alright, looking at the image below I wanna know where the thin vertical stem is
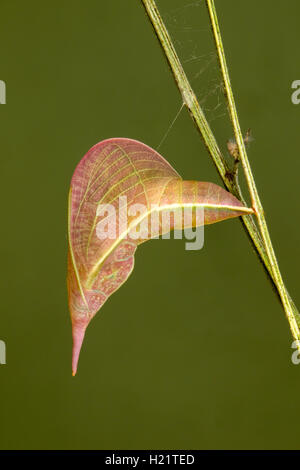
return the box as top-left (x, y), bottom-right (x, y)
top-left (205, 0), bottom-right (300, 343)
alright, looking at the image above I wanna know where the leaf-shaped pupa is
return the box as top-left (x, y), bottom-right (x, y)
top-left (67, 138), bottom-right (253, 374)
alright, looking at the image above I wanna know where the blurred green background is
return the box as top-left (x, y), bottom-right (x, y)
top-left (1, 0), bottom-right (300, 450)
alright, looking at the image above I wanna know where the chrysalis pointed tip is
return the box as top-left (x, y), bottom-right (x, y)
top-left (71, 321), bottom-right (87, 376)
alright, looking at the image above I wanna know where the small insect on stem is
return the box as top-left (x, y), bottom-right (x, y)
top-left (227, 128), bottom-right (252, 162)
top-left (226, 129), bottom-right (253, 181)
top-left (226, 139), bottom-right (239, 162)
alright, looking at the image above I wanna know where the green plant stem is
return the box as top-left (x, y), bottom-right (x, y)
top-left (141, 0), bottom-right (300, 345)
top-left (205, 0), bottom-right (300, 343)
